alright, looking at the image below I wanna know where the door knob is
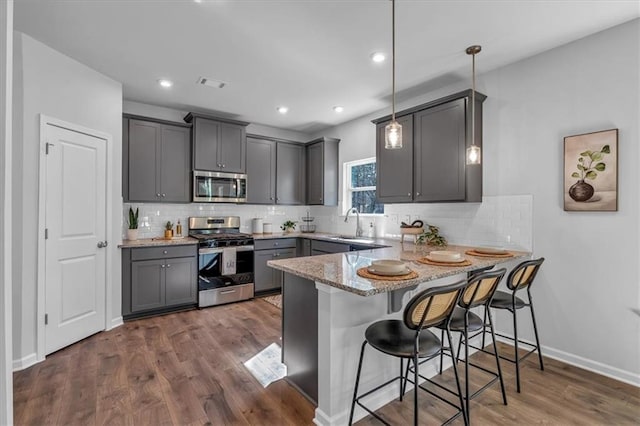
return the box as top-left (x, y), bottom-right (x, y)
top-left (97, 241), bottom-right (108, 248)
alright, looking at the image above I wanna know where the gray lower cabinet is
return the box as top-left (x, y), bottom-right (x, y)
top-left (373, 89), bottom-right (485, 203)
top-left (122, 245), bottom-right (197, 319)
top-left (276, 143), bottom-right (306, 205)
top-left (254, 238), bottom-right (298, 293)
top-left (306, 137), bottom-right (340, 206)
top-left (246, 137), bottom-right (277, 204)
top-left (310, 239), bottom-right (351, 255)
top-left (124, 116), bottom-right (191, 203)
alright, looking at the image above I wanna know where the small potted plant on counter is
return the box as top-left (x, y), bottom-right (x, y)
top-left (416, 224), bottom-right (447, 247)
top-left (280, 220), bottom-right (296, 233)
top-left (126, 207), bottom-right (139, 241)
top-left (164, 221), bottom-right (173, 239)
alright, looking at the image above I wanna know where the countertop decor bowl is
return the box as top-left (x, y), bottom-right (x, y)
top-left (370, 259), bottom-right (406, 273)
top-left (428, 251), bottom-right (462, 263)
top-left (474, 247), bottom-right (507, 255)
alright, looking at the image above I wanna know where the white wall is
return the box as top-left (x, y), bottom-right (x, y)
top-left (0, 1), bottom-right (13, 423)
top-left (314, 19), bottom-right (640, 384)
top-left (12, 32), bottom-right (123, 368)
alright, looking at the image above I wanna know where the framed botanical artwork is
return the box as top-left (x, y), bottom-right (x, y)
top-left (564, 129), bottom-right (618, 211)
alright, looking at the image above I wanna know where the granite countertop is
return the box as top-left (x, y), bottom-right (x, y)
top-left (118, 237), bottom-right (199, 248)
top-left (268, 241), bottom-right (530, 296)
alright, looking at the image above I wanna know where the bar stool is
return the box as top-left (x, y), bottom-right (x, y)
top-left (486, 257), bottom-right (545, 392)
top-left (435, 268), bottom-right (508, 422)
top-left (348, 280), bottom-right (469, 426)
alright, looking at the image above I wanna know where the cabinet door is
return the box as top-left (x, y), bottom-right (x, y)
top-left (193, 117), bottom-right (220, 171)
top-left (254, 250), bottom-right (278, 293)
top-left (246, 138), bottom-right (276, 204)
top-left (276, 143), bottom-right (305, 205)
top-left (376, 115), bottom-right (414, 203)
top-left (159, 125), bottom-right (191, 202)
top-left (414, 99), bottom-right (466, 202)
top-left (271, 248), bottom-right (296, 292)
top-left (306, 142), bottom-right (323, 205)
top-left (219, 122), bottom-right (246, 173)
top-left (128, 120), bottom-right (160, 202)
top-left (131, 259), bottom-right (165, 312)
top-left (164, 256), bottom-right (197, 306)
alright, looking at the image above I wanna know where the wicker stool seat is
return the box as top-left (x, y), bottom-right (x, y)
top-left (365, 320), bottom-right (441, 358)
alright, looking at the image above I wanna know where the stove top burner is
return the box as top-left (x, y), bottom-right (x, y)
top-left (190, 231), bottom-right (254, 247)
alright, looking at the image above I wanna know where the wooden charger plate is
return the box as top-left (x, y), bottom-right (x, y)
top-left (417, 258), bottom-right (472, 267)
top-left (465, 250), bottom-right (514, 258)
top-left (357, 267), bottom-right (418, 281)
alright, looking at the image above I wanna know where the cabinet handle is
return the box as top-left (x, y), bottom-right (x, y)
top-left (408, 192), bottom-right (411, 197)
top-left (270, 197), bottom-right (273, 200)
top-left (416, 192), bottom-right (420, 196)
top-left (163, 250), bottom-right (168, 254)
top-left (162, 193), bottom-right (166, 197)
top-left (217, 163), bottom-right (221, 167)
top-left (222, 164), bottom-right (226, 168)
top-left (166, 264), bottom-right (171, 268)
top-left (276, 198), bottom-right (280, 202)
top-left (220, 289), bottom-right (236, 295)
top-left (156, 193), bottom-right (161, 197)
top-left (161, 264), bottom-right (165, 268)
top-left (273, 253), bottom-right (280, 257)
top-left (274, 242), bottom-right (279, 246)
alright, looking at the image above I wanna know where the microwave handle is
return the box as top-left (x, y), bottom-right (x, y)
top-left (237, 178), bottom-right (242, 197)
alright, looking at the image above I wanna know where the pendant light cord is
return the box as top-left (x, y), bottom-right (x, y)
top-left (391, 0), bottom-right (396, 122)
top-left (471, 50), bottom-right (475, 146)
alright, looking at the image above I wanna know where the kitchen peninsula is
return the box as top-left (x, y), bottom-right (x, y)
top-left (268, 241), bottom-right (529, 426)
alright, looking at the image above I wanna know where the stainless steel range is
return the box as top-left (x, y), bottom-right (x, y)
top-left (189, 216), bottom-right (254, 307)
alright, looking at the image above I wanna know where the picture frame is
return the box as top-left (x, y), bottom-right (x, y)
top-left (563, 128), bottom-right (618, 211)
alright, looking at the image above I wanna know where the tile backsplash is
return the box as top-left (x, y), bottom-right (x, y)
top-left (123, 195), bottom-right (533, 251)
top-left (122, 203), bottom-right (312, 239)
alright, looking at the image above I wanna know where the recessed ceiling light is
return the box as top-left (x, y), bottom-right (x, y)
top-left (193, 0), bottom-right (203, 3)
top-left (158, 79), bottom-right (173, 88)
top-left (371, 52), bottom-right (386, 63)
top-left (277, 106), bottom-right (289, 114)
top-left (333, 106), bottom-right (344, 113)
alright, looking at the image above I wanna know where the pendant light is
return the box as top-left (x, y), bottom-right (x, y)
top-left (384, 0), bottom-right (402, 149)
top-left (466, 45), bottom-right (482, 165)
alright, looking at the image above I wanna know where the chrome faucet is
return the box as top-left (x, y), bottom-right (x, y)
top-left (345, 208), bottom-right (363, 237)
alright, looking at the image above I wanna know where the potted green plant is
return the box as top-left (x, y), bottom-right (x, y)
top-left (126, 207), bottom-right (139, 241)
top-left (416, 225), bottom-right (447, 247)
top-left (280, 220), bottom-right (296, 233)
top-left (569, 144), bottom-right (610, 202)
top-left (164, 221), bottom-right (173, 239)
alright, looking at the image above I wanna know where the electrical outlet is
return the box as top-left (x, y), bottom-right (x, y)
top-left (389, 214), bottom-right (398, 224)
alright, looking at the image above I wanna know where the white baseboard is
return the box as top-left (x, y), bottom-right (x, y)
top-left (495, 335), bottom-right (640, 387)
top-left (12, 352), bottom-right (37, 371)
top-left (108, 316), bottom-right (123, 330)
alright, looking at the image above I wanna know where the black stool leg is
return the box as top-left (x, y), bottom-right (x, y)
top-left (399, 359), bottom-right (404, 401)
top-left (464, 312), bottom-right (471, 421)
top-left (349, 341), bottom-right (367, 425)
top-left (529, 296), bottom-right (545, 371)
top-left (439, 329), bottom-right (445, 374)
top-left (447, 328), bottom-right (468, 426)
top-left (481, 307), bottom-right (488, 348)
top-left (413, 354), bottom-right (419, 426)
top-left (512, 306), bottom-right (521, 393)
top-left (487, 308), bottom-right (507, 405)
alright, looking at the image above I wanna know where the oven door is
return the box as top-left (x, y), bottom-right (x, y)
top-left (198, 246), bottom-right (254, 289)
top-left (193, 170), bottom-right (247, 203)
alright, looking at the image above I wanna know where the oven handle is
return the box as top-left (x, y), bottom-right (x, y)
top-left (199, 247), bottom-right (224, 254)
top-left (236, 245), bottom-right (254, 252)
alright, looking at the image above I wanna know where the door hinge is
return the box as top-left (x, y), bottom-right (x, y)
top-left (45, 228), bottom-right (48, 239)
top-left (45, 314), bottom-right (48, 325)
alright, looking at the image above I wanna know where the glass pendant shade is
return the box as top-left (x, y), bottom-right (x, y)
top-left (385, 120), bottom-right (403, 149)
top-left (466, 144), bottom-right (481, 165)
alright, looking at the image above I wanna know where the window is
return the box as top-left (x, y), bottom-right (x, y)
top-left (344, 158), bottom-right (384, 214)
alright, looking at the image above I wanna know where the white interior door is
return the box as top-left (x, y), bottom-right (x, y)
top-left (44, 123), bottom-right (107, 355)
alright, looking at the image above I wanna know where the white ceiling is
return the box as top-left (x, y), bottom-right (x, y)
top-left (14, 0), bottom-right (640, 133)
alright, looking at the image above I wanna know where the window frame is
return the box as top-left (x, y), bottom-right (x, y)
top-left (343, 157), bottom-right (384, 216)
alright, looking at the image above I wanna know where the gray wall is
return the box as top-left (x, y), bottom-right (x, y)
top-left (0, 1), bottom-right (13, 423)
top-left (12, 32), bottom-right (123, 367)
top-left (315, 19), bottom-right (640, 383)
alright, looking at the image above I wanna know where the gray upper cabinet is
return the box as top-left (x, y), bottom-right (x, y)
top-left (373, 90), bottom-right (485, 203)
top-left (306, 137), bottom-right (340, 206)
top-left (375, 115), bottom-right (414, 203)
top-left (246, 137), bottom-right (277, 204)
top-left (124, 116), bottom-right (191, 203)
top-left (276, 142), bottom-right (306, 205)
top-left (185, 112), bottom-right (248, 174)
top-left (414, 99), bottom-right (466, 202)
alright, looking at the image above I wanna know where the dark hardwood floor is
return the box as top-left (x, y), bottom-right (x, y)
top-left (13, 298), bottom-right (640, 425)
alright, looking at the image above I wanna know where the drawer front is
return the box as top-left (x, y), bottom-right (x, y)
top-left (199, 283), bottom-right (254, 308)
top-left (310, 240), bottom-right (350, 254)
top-left (130, 245), bottom-right (197, 261)
top-left (254, 238), bottom-right (297, 250)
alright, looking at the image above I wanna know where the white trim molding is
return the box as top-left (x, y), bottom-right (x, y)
top-left (109, 316), bottom-right (124, 331)
top-left (12, 352), bottom-right (37, 372)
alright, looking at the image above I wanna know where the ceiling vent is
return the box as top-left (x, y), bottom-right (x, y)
top-left (197, 77), bottom-right (226, 89)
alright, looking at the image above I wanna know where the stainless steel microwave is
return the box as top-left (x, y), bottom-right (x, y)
top-left (193, 170), bottom-right (247, 203)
